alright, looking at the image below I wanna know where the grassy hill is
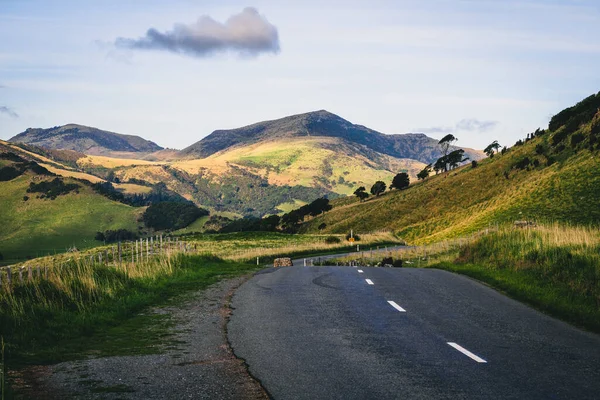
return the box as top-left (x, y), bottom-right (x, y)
top-left (303, 92), bottom-right (600, 243)
top-left (0, 155), bottom-right (142, 264)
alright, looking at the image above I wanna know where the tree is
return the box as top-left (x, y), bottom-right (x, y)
top-left (446, 149), bottom-right (468, 170)
top-left (390, 172), bottom-right (410, 190)
top-left (417, 164), bottom-right (432, 180)
top-left (370, 181), bottom-right (387, 196)
top-left (353, 186), bottom-right (369, 202)
top-left (471, 160), bottom-right (478, 168)
top-left (438, 134), bottom-right (457, 158)
top-left (484, 140), bottom-right (501, 158)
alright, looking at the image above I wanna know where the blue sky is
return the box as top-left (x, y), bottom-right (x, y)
top-left (1, 0), bottom-right (599, 150)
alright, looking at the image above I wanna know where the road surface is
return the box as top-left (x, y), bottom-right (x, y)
top-left (228, 266), bottom-right (600, 399)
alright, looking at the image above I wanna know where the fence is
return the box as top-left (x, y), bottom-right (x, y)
top-left (0, 235), bottom-right (193, 290)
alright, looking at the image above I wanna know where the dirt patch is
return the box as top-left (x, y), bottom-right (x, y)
top-left (13, 276), bottom-right (269, 400)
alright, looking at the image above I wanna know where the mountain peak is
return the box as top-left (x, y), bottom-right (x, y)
top-left (180, 110), bottom-right (483, 164)
top-left (10, 124), bottom-right (163, 155)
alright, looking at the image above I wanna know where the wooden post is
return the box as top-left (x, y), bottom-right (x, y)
top-left (135, 240), bottom-right (139, 263)
top-left (118, 242), bottom-right (122, 266)
top-left (37, 266), bottom-right (41, 279)
top-left (19, 268), bottom-right (23, 284)
top-left (44, 266), bottom-right (48, 279)
top-left (160, 235), bottom-right (163, 252)
top-left (146, 238), bottom-right (149, 259)
top-left (28, 266), bottom-right (33, 282)
top-left (131, 242), bottom-right (134, 264)
top-left (7, 267), bottom-right (12, 287)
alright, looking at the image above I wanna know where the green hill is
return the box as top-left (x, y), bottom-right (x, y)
top-left (0, 154), bottom-right (142, 264)
top-left (302, 92), bottom-right (600, 243)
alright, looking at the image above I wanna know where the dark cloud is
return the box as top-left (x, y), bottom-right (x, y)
top-left (455, 119), bottom-right (499, 132)
top-left (115, 7), bottom-right (280, 58)
top-left (415, 119), bottom-right (498, 134)
top-left (0, 106), bottom-right (18, 118)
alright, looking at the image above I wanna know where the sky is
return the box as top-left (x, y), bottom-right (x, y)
top-left (1, 0), bottom-right (599, 151)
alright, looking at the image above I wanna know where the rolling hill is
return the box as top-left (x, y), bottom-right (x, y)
top-left (302, 92), bottom-right (600, 242)
top-left (5, 111), bottom-right (484, 216)
top-left (0, 150), bottom-right (142, 264)
top-left (9, 124), bottom-right (163, 155)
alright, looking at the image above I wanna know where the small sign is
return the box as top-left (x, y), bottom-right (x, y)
top-left (349, 237), bottom-right (355, 243)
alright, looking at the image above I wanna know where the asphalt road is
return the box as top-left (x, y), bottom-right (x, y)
top-left (228, 266), bottom-right (600, 400)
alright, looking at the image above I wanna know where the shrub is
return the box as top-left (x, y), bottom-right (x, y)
top-left (571, 132), bottom-right (585, 147)
top-left (23, 195), bottom-right (29, 202)
top-left (325, 236), bottom-right (341, 244)
top-left (535, 144), bottom-right (546, 155)
top-left (390, 173), bottom-right (410, 190)
top-left (143, 202), bottom-right (209, 231)
top-left (27, 178), bottom-right (80, 199)
top-left (513, 157), bottom-right (531, 170)
top-left (0, 166), bottom-right (21, 181)
top-left (95, 229), bottom-right (138, 243)
top-left (318, 223), bottom-right (327, 230)
top-left (392, 259), bottom-right (403, 268)
top-left (471, 160), bottom-right (478, 168)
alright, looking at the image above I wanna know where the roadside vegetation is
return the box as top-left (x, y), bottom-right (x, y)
top-left (332, 223), bottom-right (600, 333)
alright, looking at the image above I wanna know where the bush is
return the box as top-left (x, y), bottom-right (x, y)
top-left (392, 259), bottom-right (403, 268)
top-left (143, 202), bottom-right (209, 231)
top-left (535, 144), bottom-right (546, 155)
top-left (27, 178), bottom-right (80, 199)
top-left (571, 132), bottom-right (585, 147)
top-left (23, 195), bottom-right (29, 202)
top-left (513, 157), bottom-right (531, 170)
top-left (471, 160), bottom-right (478, 168)
top-left (325, 236), bottom-right (341, 244)
top-left (345, 233), bottom-right (361, 242)
top-left (95, 229), bottom-right (138, 243)
top-left (0, 166), bottom-right (22, 181)
top-left (318, 223), bottom-right (327, 230)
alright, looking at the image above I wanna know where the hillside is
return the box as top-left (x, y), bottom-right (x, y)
top-left (0, 151), bottom-right (142, 264)
top-left (303, 92), bottom-right (600, 243)
top-left (9, 124), bottom-right (163, 155)
top-left (180, 110), bottom-right (483, 164)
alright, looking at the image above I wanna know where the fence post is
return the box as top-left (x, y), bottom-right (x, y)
top-left (118, 242), bottom-right (122, 266)
top-left (146, 238), bottom-right (149, 259)
top-left (131, 242), bottom-right (134, 264)
top-left (44, 266), bottom-right (48, 279)
top-left (36, 266), bottom-right (41, 279)
top-left (28, 266), bottom-right (33, 282)
top-left (18, 268), bottom-right (23, 284)
top-left (6, 267), bottom-right (11, 287)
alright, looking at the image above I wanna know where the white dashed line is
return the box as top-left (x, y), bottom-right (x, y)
top-left (447, 342), bottom-right (487, 363)
top-left (365, 279), bottom-right (374, 285)
top-left (358, 270), bottom-right (364, 273)
top-left (387, 300), bottom-right (406, 312)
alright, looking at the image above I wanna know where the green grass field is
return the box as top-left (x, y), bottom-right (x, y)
top-left (0, 174), bottom-right (141, 264)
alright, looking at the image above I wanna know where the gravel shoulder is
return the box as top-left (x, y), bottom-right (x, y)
top-left (14, 275), bottom-right (269, 400)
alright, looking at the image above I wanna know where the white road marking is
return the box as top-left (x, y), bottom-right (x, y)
top-left (365, 279), bottom-right (374, 285)
top-left (358, 270), bottom-right (364, 273)
top-left (447, 342), bottom-right (487, 363)
top-left (387, 300), bottom-right (406, 312)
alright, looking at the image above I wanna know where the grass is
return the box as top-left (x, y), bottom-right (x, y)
top-left (0, 252), bottom-right (259, 367)
top-left (331, 223), bottom-right (600, 333)
top-left (174, 231), bottom-right (401, 263)
top-left (303, 132), bottom-right (600, 243)
top-left (0, 175), bottom-right (141, 264)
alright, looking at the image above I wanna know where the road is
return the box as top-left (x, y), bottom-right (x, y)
top-left (228, 266), bottom-right (600, 400)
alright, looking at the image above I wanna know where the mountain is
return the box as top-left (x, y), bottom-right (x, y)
top-left (9, 124), bottom-right (163, 155)
top-left (302, 92), bottom-right (600, 243)
top-left (180, 110), bottom-right (483, 164)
